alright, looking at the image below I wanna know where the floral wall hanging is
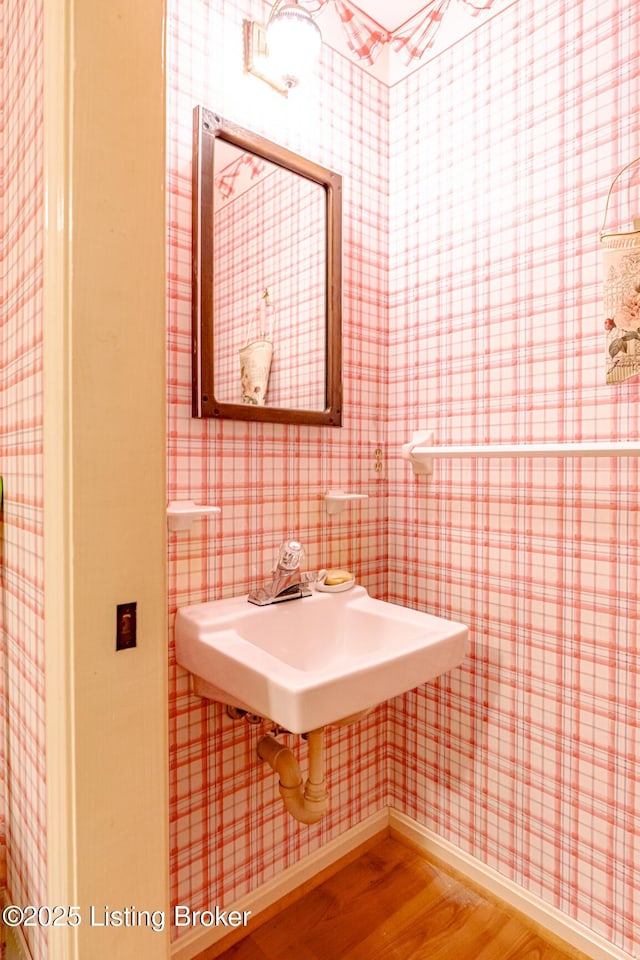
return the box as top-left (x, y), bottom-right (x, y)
top-left (602, 157), bottom-right (640, 385)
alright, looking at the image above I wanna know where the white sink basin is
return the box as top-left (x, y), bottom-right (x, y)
top-left (175, 585), bottom-right (468, 733)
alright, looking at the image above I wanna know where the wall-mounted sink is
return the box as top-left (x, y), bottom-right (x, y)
top-left (175, 585), bottom-right (468, 733)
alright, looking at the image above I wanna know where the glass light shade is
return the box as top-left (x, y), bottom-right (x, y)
top-left (266, 3), bottom-right (322, 88)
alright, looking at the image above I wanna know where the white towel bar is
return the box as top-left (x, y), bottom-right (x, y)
top-left (402, 432), bottom-right (640, 475)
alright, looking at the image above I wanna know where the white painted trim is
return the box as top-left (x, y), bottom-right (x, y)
top-left (169, 809), bottom-right (389, 960)
top-left (42, 4), bottom-right (170, 959)
top-left (388, 810), bottom-right (633, 960)
top-left (170, 806), bottom-right (633, 960)
top-left (43, 1), bottom-right (78, 958)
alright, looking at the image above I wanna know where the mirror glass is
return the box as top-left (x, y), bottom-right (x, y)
top-left (192, 107), bottom-right (342, 426)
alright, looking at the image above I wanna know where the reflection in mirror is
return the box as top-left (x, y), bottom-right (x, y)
top-left (192, 107), bottom-right (342, 426)
top-left (213, 140), bottom-right (326, 410)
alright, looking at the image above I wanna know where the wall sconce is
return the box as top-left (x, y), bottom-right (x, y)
top-left (243, 0), bottom-right (322, 96)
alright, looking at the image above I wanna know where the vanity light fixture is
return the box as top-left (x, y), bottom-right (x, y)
top-left (243, 0), bottom-right (322, 96)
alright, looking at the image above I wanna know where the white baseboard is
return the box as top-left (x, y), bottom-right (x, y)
top-left (170, 808), bottom-right (389, 960)
top-left (171, 807), bottom-right (633, 960)
top-left (388, 809), bottom-right (633, 960)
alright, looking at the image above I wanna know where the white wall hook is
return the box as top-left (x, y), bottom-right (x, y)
top-left (402, 430), bottom-right (435, 476)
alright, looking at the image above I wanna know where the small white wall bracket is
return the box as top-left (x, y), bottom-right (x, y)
top-left (401, 430), bottom-right (435, 476)
top-left (166, 500), bottom-right (221, 532)
top-left (323, 490), bottom-right (369, 516)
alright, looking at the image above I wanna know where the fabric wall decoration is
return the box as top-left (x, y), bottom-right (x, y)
top-left (601, 157), bottom-right (640, 385)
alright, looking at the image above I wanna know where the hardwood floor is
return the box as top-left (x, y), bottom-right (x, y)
top-left (213, 837), bottom-right (591, 960)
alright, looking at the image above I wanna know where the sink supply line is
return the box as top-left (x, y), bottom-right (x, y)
top-left (257, 729), bottom-right (329, 824)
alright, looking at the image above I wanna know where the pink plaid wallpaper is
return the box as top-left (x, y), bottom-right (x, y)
top-left (0, 0), bottom-right (636, 955)
top-left (166, 0), bottom-right (389, 936)
top-left (0, 0), bottom-right (47, 957)
top-left (387, 0), bottom-right (640, 955)
top-left (168, 0), bottom-right (640, 957)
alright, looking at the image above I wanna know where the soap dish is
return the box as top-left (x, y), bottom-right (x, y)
top-left (316, 580), bottom-right (355, 593)
top-left (166, 500), bottom-right (221, 532)
top-left (316, 572), bottom-right (356, 593)
top-left (323, 490), bottom-right (368, 516)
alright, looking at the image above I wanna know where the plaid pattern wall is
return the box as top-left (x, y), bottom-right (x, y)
top-left (166, 0), bottom-right (389, 937)
top-left (388, 0), bottom-right (640, 955)
top-left (168, 0), bottom-right (640, 956)
top-left (0, 0), bottom-right (47, 958)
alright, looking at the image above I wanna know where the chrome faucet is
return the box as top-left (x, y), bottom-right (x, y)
top-left (248, 540), bottom-right (326, 606)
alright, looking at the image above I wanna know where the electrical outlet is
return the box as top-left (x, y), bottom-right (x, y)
top-left (116, 602), bottom-right (137, 650)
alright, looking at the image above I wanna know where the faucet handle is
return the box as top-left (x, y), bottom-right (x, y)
top-left (276, 539), bottom-right (304, 571)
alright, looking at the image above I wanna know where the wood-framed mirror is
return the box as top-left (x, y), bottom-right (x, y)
top-left (192, 106), bottom-right (342, 426)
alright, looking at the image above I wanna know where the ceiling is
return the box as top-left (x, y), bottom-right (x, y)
top-left (348, 0), bottom-right (425, 31)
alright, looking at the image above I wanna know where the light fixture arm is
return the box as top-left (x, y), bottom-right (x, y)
top-left (266, 0), bottom-right (327, 23)
top-left (265, 0), bottom-right (289, 27)
top-left (244, 0), bottom-right (323, 94)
